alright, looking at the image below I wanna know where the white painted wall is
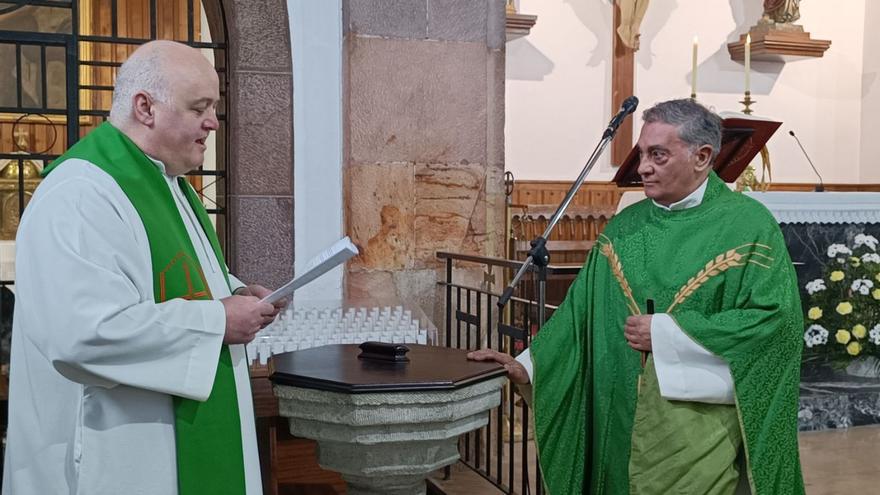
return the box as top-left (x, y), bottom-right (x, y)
top-left (505, 0), bottom-right (614, 181)
top-left (289, 0), bottom-right (345, 303)
top-left (859, 1), bottom-right (880, 184)
top-left (507, 0), bottom-right (869, 184)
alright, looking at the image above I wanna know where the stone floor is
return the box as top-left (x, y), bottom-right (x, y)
top-left (799, 425), bottom-right (880, 494)
top-left (428, 425), bottom-right (880, 494)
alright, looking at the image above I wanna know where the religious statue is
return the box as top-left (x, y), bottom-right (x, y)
top-left (616, 0), bottom-right (650, 51)
top-left (762, 0), bottom-right (800, 25)
top-left (735, 148), bottom-right (772, 193)
top-left (729, 0), bottom-right (828, 62)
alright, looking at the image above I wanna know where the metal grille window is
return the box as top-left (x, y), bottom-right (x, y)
top-left (0, 0), bottom-right (229, 296)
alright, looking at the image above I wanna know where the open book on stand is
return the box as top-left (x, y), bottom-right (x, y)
top-left (260, 237), bottom-right (359, 304)
top-left (612, 111), bottom-right (782, 186)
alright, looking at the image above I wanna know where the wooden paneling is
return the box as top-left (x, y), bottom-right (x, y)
top-left (510, 204), bottom-right (613, 265)
top-left (512, 180), bottom-right (880, 214)
top-left (510, 182), bottom-right (628, 266)
top-left (250, 365), bottom-right (280, 418)
top-left (511, 180), bottom-right (640, 211)
top-left (0, 117), bottom-right (70, 157)
top-left (80, 0), bottom-right (202, 116)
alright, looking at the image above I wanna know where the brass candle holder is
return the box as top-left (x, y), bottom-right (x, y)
top-left (740, 91), bottom-right (755, 115)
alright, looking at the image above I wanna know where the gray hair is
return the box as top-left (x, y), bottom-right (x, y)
top-left (642, 99), bottom-right (722, 162)
top-left (108, 48), bottom-right (171, 124)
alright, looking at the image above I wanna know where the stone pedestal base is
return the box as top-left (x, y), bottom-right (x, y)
top-left (345, 472), bottom-right (440, 495)
top-left (274, 376), bottom-right (505, 495)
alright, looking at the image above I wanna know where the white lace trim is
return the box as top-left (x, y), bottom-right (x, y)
top-left (744, 192), bottom-right (880, 224)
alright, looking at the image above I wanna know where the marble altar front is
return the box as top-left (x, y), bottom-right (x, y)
top-left (746, 192), bottom-right (880, 284)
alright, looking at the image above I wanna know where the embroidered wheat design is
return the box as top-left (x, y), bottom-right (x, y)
top-left (598, 236), bottom-right (641, 316)
top-left (666, 243), bottom-right (774, 312)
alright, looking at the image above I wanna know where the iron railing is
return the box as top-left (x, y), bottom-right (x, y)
top-left (437, 251), bottom-right (580, 495)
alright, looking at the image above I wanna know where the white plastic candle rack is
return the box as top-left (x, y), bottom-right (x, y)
top-left (247, 305), bottom-right (430, 365)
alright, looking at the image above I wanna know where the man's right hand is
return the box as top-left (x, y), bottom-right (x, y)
top-left (467, 349), bottom-right (530, 385)
top-left (220, 295), bottom-right (276, 344)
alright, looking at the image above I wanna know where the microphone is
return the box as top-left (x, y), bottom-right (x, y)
top-left (789, 130), bottom-right (824, 192)
top-left (603, 96), bottom-right (639, 139)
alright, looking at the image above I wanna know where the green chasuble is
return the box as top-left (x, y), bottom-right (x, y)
top-left (529, 172), bottom-right (804, 495)
top-left (42, 122), bottom-right (247, 495)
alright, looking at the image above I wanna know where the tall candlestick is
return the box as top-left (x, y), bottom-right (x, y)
top-left (691, 36), bottom-right (698, 98)
top-left (745, 34), bottom-right (751, 94)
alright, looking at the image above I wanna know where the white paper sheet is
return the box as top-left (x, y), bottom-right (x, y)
top-left (260, 237), bottom-right (359, 304)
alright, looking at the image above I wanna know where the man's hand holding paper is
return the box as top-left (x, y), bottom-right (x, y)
top-left (235, 284), bottom-right (287, 317)
top-left (217, 285), bottom-right (286, 345)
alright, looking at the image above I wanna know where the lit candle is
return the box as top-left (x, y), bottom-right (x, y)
top-left (745, 34), bottom-right (751, 93)
top-left (691, 36), bottom-right (698, 97)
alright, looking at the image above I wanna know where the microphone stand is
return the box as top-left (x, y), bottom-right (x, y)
top-left (789, 130), bottom-right (824, 192)
top-left (497, 103), bottom-right (635, 315)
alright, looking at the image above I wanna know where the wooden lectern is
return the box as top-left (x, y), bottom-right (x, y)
top-left (612, 116), bottom-right (782, 186)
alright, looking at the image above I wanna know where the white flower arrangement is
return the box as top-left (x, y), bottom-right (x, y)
top-left (804, 234), bottom-right (880, 367)
top-left (863, 253), bottom-right (880, 264)
top-left (827, 243), bottom-right (853, 258)
top-left (854, 234), bottom-right (879, 251)
top-left (805, 278), bottom-right (827, 295)
top-left (871, 324), bottom-right (880, 346)
top-left (851, 278), bottom-right (875, 296)
top-left (804, 324), bottom-right (829, 348)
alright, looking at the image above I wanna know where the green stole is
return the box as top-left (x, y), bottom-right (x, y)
top-left (529, 172), bottom-right (804, 495)
top-left (43, 122), bottom-right (246, 495)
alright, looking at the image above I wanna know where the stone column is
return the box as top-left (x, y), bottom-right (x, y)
top-left (220, 0), bottom-right (295, 290)
top-left (342, 0), bottom-right (507, 327)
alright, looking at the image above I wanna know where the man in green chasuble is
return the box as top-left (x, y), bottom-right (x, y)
top-left (470, 99), bottom-right (804, 494)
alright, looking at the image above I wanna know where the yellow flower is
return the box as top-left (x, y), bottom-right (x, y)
top-left (876, 272), bottom-right (880, 282)
top-left (836, 329), bottom-right (852, 344)
top-left (836, 302), bottom-right (853, 315)
top-left (830, 271), bottom-right (845, 282)
top-left (807, 307), bottom-right (823, 320)
top-left (874, 288), bottom-right (880, 300)
top-left (851, 257), bottom-right (862, 267)
top-left (853, 324), bottom-right (867, 339)
top-left (847, 341), bottom-right (862, 356)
